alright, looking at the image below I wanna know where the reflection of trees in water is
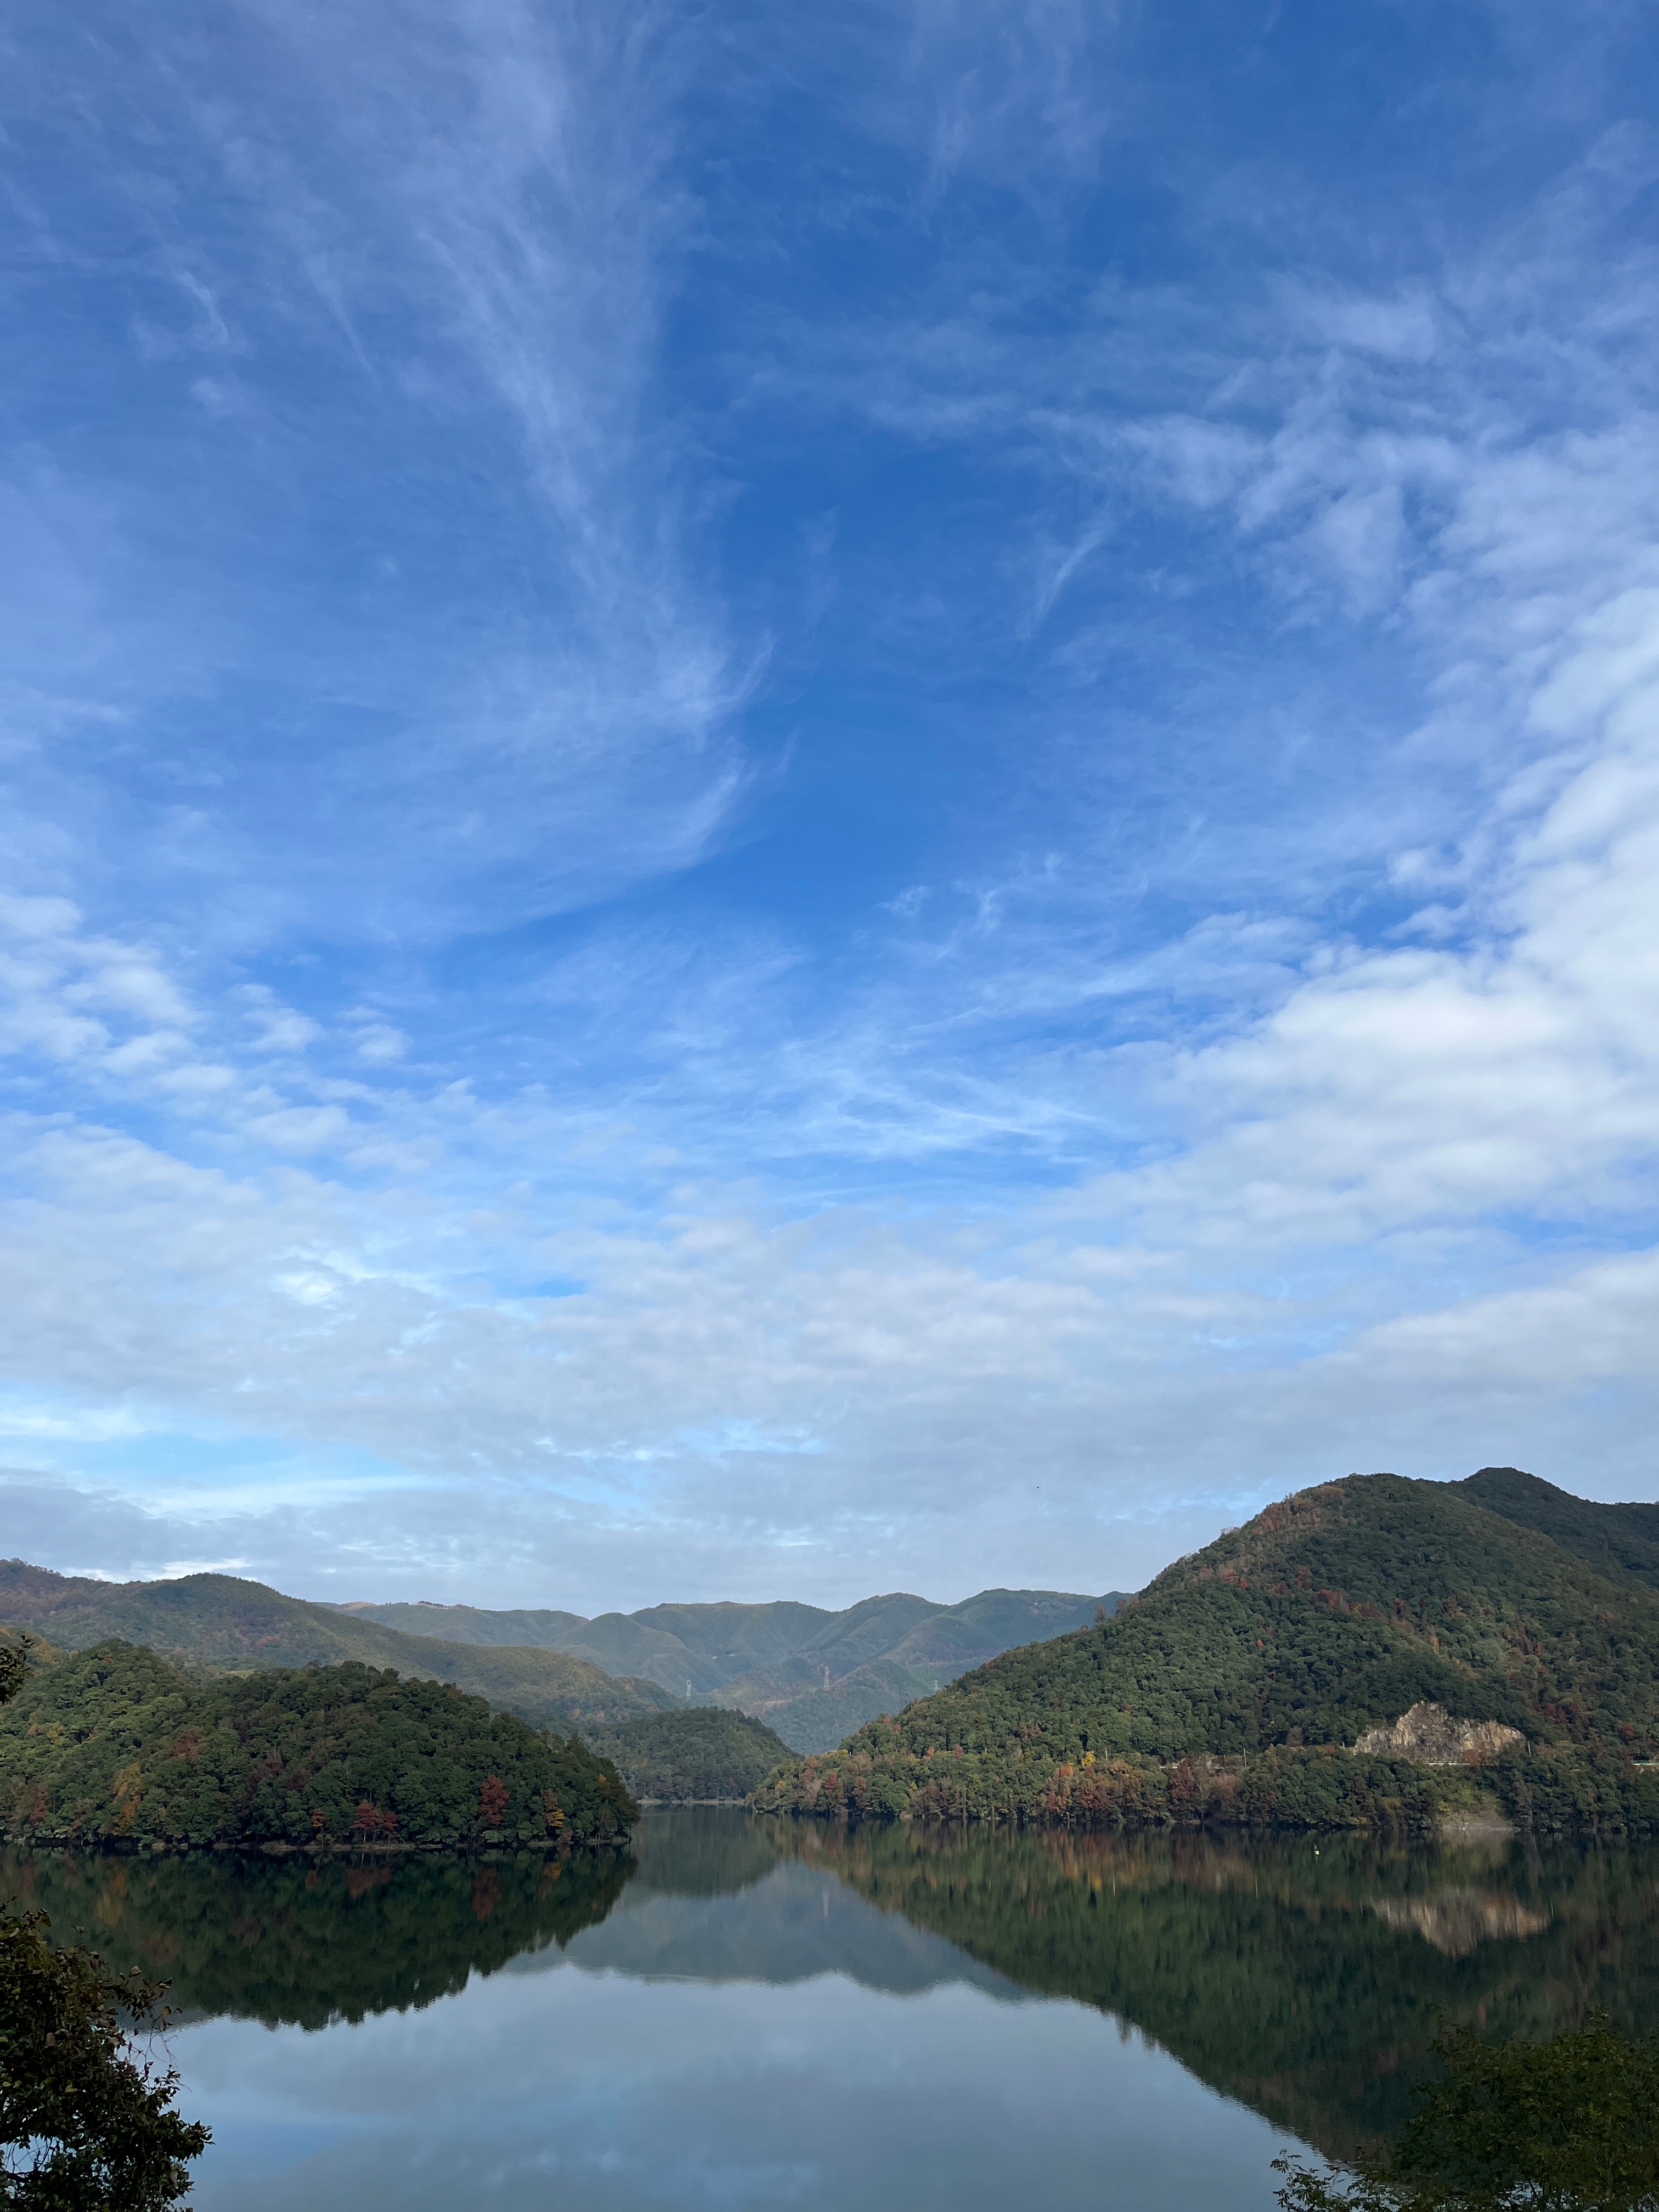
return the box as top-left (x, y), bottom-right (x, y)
top-left (0, 1847), bottom-right (633, 2032)
top-left (7, 1818), bottom-right (1656, 2165)
top-left (627, 1806), bottom-right (789, 1898)
top-left (779, 1822), bottom-right (1659, 2160)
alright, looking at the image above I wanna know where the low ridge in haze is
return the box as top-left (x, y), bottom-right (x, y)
top-left (335, 1586), bottom-right (1131, 1751)
top-left (0, 1562), bottom-right (676, 1733)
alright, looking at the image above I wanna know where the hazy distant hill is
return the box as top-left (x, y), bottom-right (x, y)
top-left (340, 1585), bottom-right (1131, 1751)
top-left (755, 1470), bottom-right (1659, 1827)
top-left (578, 1708), bottom-right (792, 1803)
top-left (0, 1561), bottom-right (676, 1731)
top-left (1457, 1466), bottom-right (1659, 1590)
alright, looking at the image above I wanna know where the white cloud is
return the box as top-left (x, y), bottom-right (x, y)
top-left (1, 3), bottom-right (1657, 1605)
top-left (353, 1023), bottom-right (408, 1064)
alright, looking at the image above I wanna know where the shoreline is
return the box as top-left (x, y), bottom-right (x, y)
top-left (1, 1831), bottom-right (629, 1859)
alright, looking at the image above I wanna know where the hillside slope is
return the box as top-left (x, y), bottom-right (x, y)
top-left (0, 1562), bottom-right (674, 1728)
top-left (0, 1639), bottom-right (637, 1848)
top-left (754, 1473), bottom-right (1659, 1828)
top-left (1457, 1467), bottom-right (1659, 1590)
top-left (342, 1584), bottom-right (1130, 1750)
top-left (578, 1708), bottom-right (792, 1803)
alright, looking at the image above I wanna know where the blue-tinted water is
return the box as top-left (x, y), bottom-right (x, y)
top-left (9, 1813), bottom-right (1656, 2209)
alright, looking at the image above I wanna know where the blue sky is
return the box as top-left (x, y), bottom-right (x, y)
top-left (3, 0), bottom-right (1658, 1607)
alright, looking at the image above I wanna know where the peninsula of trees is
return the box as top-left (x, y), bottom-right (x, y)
top-left (751, 1470), bottom-right (1659, 1831)
top-left (0, 1638), bottom-right (637, 1850)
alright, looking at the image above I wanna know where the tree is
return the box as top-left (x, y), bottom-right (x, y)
top-left (0, 1910), bottom-right (211, 2209)
top-left (1274, 2014), bottom-right (1659, 2212)
top-left (0, 1638), bottom-right (210, 2208)
top-left (477, 1774), bottom-right (510, 1829)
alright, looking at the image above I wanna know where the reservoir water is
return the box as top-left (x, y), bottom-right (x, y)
top-left (7, 1813), bottom-right (1657, 2209)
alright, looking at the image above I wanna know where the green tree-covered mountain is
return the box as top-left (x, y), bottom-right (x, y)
top-left (0, 1562), bottom-right (675, 1730)
top-left (0, 1639), bottom-right (636, 1848)
top-left (1457, 1467), bottom-right (1659, 1590)
top-left (578, 1708), bottom-right (792, 1802)
top-left (338, 1585), bottom-right (1129, 1750)
top-left (753, 1472), bottom-right (1659, 1827)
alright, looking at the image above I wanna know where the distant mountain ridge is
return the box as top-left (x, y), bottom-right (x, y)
top-left (335, 1585), bottom-right (1132, 1751)
top-left (0, 1561), bottom-right (1129, 1755)
top-left (0, 1561), bottom-right (676, 1731)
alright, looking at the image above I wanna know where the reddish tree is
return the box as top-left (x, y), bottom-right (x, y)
top-left (352, 1800), bottom-right (382, 1839)
top-left (478, 1774), bottom-right (510, 1829)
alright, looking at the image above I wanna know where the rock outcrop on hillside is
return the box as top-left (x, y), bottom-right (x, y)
top-left (1352, 1702), bottom-right (1525, 1765)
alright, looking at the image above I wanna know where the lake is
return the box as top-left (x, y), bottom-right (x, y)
top-left (7, 1813), bottom-right (1658, 2209)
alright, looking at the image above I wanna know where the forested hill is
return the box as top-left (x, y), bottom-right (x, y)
top-left (579, 1708), bottom-right (791, 1803)
top-left (1456, 1467), bottom-right (1659, 1590)
top-left (752, 1472), bottom-right (1659, 1830)
top-left (0, 1638), bottom-right (637, 1849)
top-left (0, 1561), bottom-right (675, 1730)
top-left (337, 1585), bottom-right (1131, 1752)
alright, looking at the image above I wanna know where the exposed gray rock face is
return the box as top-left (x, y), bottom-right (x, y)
top-left (1352, 1701), bottom-right (1525, 1764)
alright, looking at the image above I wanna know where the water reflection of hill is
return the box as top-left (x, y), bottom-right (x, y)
top-left (787, 1824), bottom-right (1659, 2157)
top-left (0, 1847), bottom-right (633, 2030)
top-left (6, 1813), bottom-right (1657, 2162)
top-left (627, 1803), bottom-right (789, 1898)
top-left (561, 1863), bottom-right (1020, 1996)
top-left (570, 1803), bottom-right (1018, 1992)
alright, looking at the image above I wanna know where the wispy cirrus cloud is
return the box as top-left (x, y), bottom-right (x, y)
top-left (0, 0), bottom-right (754, 947)
top-left (1, 1), bottom-right (1657, 1602)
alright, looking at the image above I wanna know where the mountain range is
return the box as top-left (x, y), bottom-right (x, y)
top-left (0, 1561), bottom-right (675, 1731)
top-left (334, 1585), bottom-right (1128, 1748)
top-left (0, 1561), bottom-right (1125, 1753)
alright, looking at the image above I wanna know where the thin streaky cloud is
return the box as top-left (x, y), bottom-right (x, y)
top-left (0, 0), bottom-right (1655, 1601)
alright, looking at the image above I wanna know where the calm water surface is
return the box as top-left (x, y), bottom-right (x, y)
top-left (7, 1814), bottom-right (1658, 2209)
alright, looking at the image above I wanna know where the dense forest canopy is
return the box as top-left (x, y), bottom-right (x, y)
top-left (1458, 1468), bottom-right (1659, 1592)
top-left (0, 1639), bottom-right (637, 1849)
top-left (753, 1474), bottom-right (1659, 1829)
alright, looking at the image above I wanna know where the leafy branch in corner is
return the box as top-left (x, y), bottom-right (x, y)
top-left (1274, 2014), bottom-right (1659, 2212)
